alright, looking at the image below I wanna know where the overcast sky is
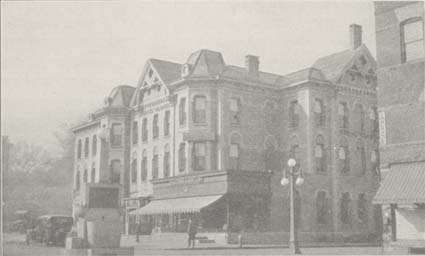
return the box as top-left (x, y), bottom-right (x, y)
top-left (1, 1), bottom-right (376, 153)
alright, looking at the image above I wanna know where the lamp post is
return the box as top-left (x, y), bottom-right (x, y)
top-left (280, 158), bottom-right (303, 254)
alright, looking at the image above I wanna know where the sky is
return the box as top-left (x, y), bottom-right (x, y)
top-left (1, 1), bottom-right (376, 153)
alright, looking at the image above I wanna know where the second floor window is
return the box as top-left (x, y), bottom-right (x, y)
top-left (356, 140), bottom-right (366, 175)
top-left (179, 98), bottom-right (186, 126)
top-left (130, 158), bottom-right (137, 183)
top-left (193, 142), bottom-right (206, 171)
top-left (370, 149), bottom-right (379, 176)
top-left (111, 123), bottom-right (123, 146)
top-left (132, 121), bottom-right (138, 144)
top-left (84, 138), bottom-right (89, 158)
top-left (338, 102), bottom-right (349, 129)
top-left (178, 143), bottom-right (186, 172)
top-left (91, 163), bottom-right (96, 183)
top-left (142, 118), bottom-right (148, 142)
top-left (141, 150), bottom-right (147, 181)
top-left (315, 135), bottom-right (326, 173)
top-left (193, 96), bottom-right (206, 124)
top-left (358, 193), bottom-right (368, 224)
top-left (339, 138), bottom-right (350, 174)
top-left (152, 147), bottom-right (159, 179)
top-left (316, 191), bottom-right (328, 224)
top-left (289, 100), bottom-right (299, 128)
top-left (164, 145), bottom-right (170, 178)
top-left (314, 99), bottom-right (325, 127)
top-left (354, 104), bottom-right (364, 133)
top-left (92, 135), bottom-right (97, 156)
top-left (230, 97), bottom-right (241, 125)
top-left (369, 107), bottom-right (378, 135)
top-left (401, 18), bottom-right (424, 63)
top-left (110, 159), bottom-right (121, 184)
top-left (340, 192), bottom-right (352, 224)
top-left (77, 139), bottom-right (82, 159)
top-left (153, 114), bottom-right (159, 139)
top-left (164, 110), bottom-right (170, 136)
top-left (229, 143), bottom-right (240, 170)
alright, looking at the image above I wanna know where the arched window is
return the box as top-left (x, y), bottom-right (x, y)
top-left (315, 135), bottom-right (326, 173)
top-left (130, 157), bottom-right (137, 183)
top-left (142, 118), bottom-right (148, 142)
top-left (92, 135), bottom-right (97, 156)
top-left (354, 104), bottom-right (364, 133)
top-left (229, 133), bottom-right (241, 171)
top-left (401, 17), bottom-right (424, 63)
top-left (265, 136), bottom-right (279, 172)
top-left (77, 139), bottom-right (82, 159)
top-left (91, 163), bottom-right (96, 183)
top-left (163, 144), bottom-right (170, 178)
top-left (340, 192), bottom-right (351, 224)
top-left (357, 193), bottom-right (368, 224)
top-left (141, 150), bottom-right (148, 181)
top-left (230, 97), bottom-right (241, 125)
top-left (289, 136), bottom-right (300, 163)
top-left (316, 191), bottom-right (328, 224)
top-left (289, 100), bottom-right (299, 128)
top-left (111, 159), bottom-right (121, 183)
top-left (164, 110), bottom-right (170, 136)
top-left (193, 95), bottom-right (207, 124)
top-left (370, 149), bottom-right (379, 176)
top-left (178, 143), bottom-right (186, 173)
top-left (110, 123), bottom-right (123, 146)
top-left (179, 98), bottom-right (186, 126)
top-left (152, 147), bottom-right (159, 179)
top-left (356, 140), bottom-right (366, 175)
top-left (153, 114), bottom-right (159, 139)
top-left (338, 102), bottom-right (349, 129)
top-left (339, 137), bottom-right (350, 173)
top-left (369, 107), bottom-right (378, 135)
top-left (75, 170), bottom-right (81, 190)
top-left (314, 99), bottom-right (325, 127)
top-left (84, 137), bottom-right (89, 158)
top-left (83, 169), bottom-right (88, 183)
top-left (132, 121), bottom-right (138, 145)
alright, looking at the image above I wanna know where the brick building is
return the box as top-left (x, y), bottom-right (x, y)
top-left (73, 25), bottom-right (380, 243)
top-left (372, 1), bottom-right (425, 252)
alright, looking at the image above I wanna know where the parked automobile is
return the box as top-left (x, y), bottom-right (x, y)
top-left (30, 215), bottom-right (73, 246)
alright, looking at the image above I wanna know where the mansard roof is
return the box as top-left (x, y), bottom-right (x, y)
top-left (149, 59), bottom-right (181, 85)
top-left (109, 85), bottom-right (136, 107)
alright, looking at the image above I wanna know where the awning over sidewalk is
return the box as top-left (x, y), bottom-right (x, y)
top-left (373, 161), bottom-right (425, 204)
top-left (130, 195), bottom-right (223, 215)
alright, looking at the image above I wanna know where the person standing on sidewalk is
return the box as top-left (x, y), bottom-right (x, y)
top-left (187, 218), bottom-right (198, 248)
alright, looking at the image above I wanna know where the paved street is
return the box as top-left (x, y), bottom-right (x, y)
top-left (3, 233), bottom-right (384, 256)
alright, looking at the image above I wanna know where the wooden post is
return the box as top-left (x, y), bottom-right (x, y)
top-left (390, 204), bottom-right (397, 241)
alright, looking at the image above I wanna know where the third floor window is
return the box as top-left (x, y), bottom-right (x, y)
top-left (164, 110), bottom-right (170, 136)
top-left (338, 102), bottom-right (349, 129)
top-left (401, 18), bottom-right (424, 63)
top-left (110, 123), bottom-right (123, 146)
top-left (142, 118), bottom-right (148, 142)
top-left (179, 98), bottom-right (186, 126)
top-left (230, 97), bottom-right (241, 125)
top-left (289, 100), bottom-right (299, 128)
top-left (153, 114), bottom-right (159, 139)
top-left (193, 96), bottom-right (206, 124)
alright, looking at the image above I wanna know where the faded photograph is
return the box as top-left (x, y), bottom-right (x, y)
top-left (1, 1), bottom-right (424, 256)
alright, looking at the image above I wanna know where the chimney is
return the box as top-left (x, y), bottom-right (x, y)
top-left (245, 55), bottom-right (259, 76)
top-left (349, 24), bottom-right (362, 49)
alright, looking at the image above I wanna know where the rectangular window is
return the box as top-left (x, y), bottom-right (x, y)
top-left (193, 142), bottom-right (206, 171)
top-left (314, 99), bottom-right (325, 127)
top-left (111, 160), bottom-right (121, 184)
top-left (179, 98), bottom-right (186, 126)
top-left (230, 97), bottom-right (241, 125)
top-left (163, 151), bottom-right (170, 178)
top-left (152, 154), bottom-right (158, 179)
top-left (338, 103), bottom-right (348, 129)
top-left (153, 114), bottom-right (159, 139)
top-left (402, 19), bottom-right (424, 63)
top-left (132, 121), bottom-right (138, 145)
top-left (142, 118), bottom-right (148, 142)
top-left (141, 156), bottom-right (147, 181)
top-left (111, 123), bottom-right (123, 146)
top-left (229, 143), bottom-right (240, 170)
top-left (289, 101), bottom-right (299, 128)
top-left (178, 143), bottom-right (186, 172)
top-left (193, 96), bottom-right (207, 124)
top-left (339, 146), bottom-right (350, 173)
top-left (164, 110), bottom-right (170, 136)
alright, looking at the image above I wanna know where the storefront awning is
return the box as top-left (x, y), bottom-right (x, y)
top-left (130, 195), bottom-right (223, 215)
top-left (373, 161), bottom-right (425, 204)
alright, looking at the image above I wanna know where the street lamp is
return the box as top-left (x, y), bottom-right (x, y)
top-left (281, 158), bottom-right (303, 254)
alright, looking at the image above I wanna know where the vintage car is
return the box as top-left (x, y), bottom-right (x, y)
top-left (31, 215), bottom-right (73, 246)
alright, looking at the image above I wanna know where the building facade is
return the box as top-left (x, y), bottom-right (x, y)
top-left (73, 25), bottom-right (381, 243)
top-left (373, 1), bottom-right (425, 252)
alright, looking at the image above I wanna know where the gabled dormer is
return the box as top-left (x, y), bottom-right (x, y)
top-left (131, 59), bottom-right (181, 107)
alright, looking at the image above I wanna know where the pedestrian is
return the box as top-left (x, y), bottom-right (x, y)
top-left (187, 218), bottom-right (198, 248)
top-left (136, 222), bottom-right (142, 243)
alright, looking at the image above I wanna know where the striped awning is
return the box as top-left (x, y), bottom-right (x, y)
top-left (373, 161), bottom-right (425, 204)
top-left (130, 195), bottom-right (223, 215)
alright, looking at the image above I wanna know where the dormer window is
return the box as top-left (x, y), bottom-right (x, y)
top-left (360, 55), bottom-right (367, 66)
top-left (401, 17), bottom-right (424, 63)
top-left (148, 68), bottom-right (154, 78)
top-left (181, 64), bottom-right (191, 77)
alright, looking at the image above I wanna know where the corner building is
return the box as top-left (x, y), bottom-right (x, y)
top-left (73, 25), bottom-right (381, 243)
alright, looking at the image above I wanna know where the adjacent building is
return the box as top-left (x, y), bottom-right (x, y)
top-left (372, 1), bottom-right (425, 252)
top-left (73, 24), bottom-right (381, 244)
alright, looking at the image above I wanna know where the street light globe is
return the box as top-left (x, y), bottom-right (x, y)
top-left (281, 177), bottom-right (289, 186)
top-left (287, 158), bottom-right (296, 167)
top-left (296, 177), bottom-right (304, 186)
